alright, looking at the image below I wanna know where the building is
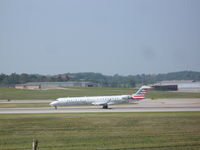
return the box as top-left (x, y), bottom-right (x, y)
top-left (152, 80), bottom-right (200, 91)
top-left (15, 81), bottom-right (98, 89)
top-left (152, 85), bottom-right (178, 91)
top-left (15, 85), bottom-right (41, 90)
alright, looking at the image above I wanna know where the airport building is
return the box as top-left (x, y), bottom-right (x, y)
top-left (152, 84), bottom-right (178, 91)
top-left (152, 80), bottom-right (200, 91)
top-left (15, 81), bottom-right (98, 90)
top-left (15, 84), bottom-right (41, 90)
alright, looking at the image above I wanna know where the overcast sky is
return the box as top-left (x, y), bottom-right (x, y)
top-left (0, 0), bottom-right (200, 75)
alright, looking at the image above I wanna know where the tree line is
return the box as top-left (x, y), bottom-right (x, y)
top-left (0, 73), bottom-right (69, 86)
top-left (0, 71), bottom-right (200, 88)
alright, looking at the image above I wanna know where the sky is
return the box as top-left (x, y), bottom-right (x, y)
top-left (0, 0), bottom-right (200, 75)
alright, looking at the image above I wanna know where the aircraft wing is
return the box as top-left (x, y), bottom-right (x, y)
top-left (92, 101), bottom-right (108, 105)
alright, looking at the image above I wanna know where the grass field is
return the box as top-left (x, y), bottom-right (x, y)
top-left (0, 87), bottom-right (200, 100)
top-left (0, 112), bottom-right (200, 150)
top-left (0, 87), bottom-right (133, 100)
top-left (0, 103), bottom-right (49, 108)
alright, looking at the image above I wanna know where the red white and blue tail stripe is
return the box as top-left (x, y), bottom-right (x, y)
top-left (132, 86), bottom-right (151, 100)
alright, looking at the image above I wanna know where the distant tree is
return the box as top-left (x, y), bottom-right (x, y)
top-left (0, 74), bottom-right (6, 83)
top-left (19, 73), bottom-right (29, 83)
top-left (3, 73), bottom-right (19, 84)
top-left (129, 78), bottom-right (136, 88)
top-left (0, 71), bottom-right (200, 87)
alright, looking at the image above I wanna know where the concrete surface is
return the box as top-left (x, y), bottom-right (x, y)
top-left (0, 98), bottom-right (199, 114)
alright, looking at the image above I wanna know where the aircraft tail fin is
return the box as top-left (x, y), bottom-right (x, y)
top-left (132, 86), bottom-right (151, 100)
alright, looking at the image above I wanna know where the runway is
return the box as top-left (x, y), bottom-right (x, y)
top-left (0, 98), bottom-right (200, 114)
top-left (0, 106), bottom-right (200, 114)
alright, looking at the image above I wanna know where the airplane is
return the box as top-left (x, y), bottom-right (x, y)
top-left (49, 86), bottom-right (151, 109)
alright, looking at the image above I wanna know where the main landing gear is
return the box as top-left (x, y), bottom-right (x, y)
top-left (102, 104), bottom-right (108, 109)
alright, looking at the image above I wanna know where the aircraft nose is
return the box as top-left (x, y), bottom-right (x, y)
top-left (49, 101), bottom-right (58, 106)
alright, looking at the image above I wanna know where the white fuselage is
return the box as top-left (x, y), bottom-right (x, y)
top-left (50, 95), bottom-right (134, 106)
top-left (49, 86), bottom-right (151, 109)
